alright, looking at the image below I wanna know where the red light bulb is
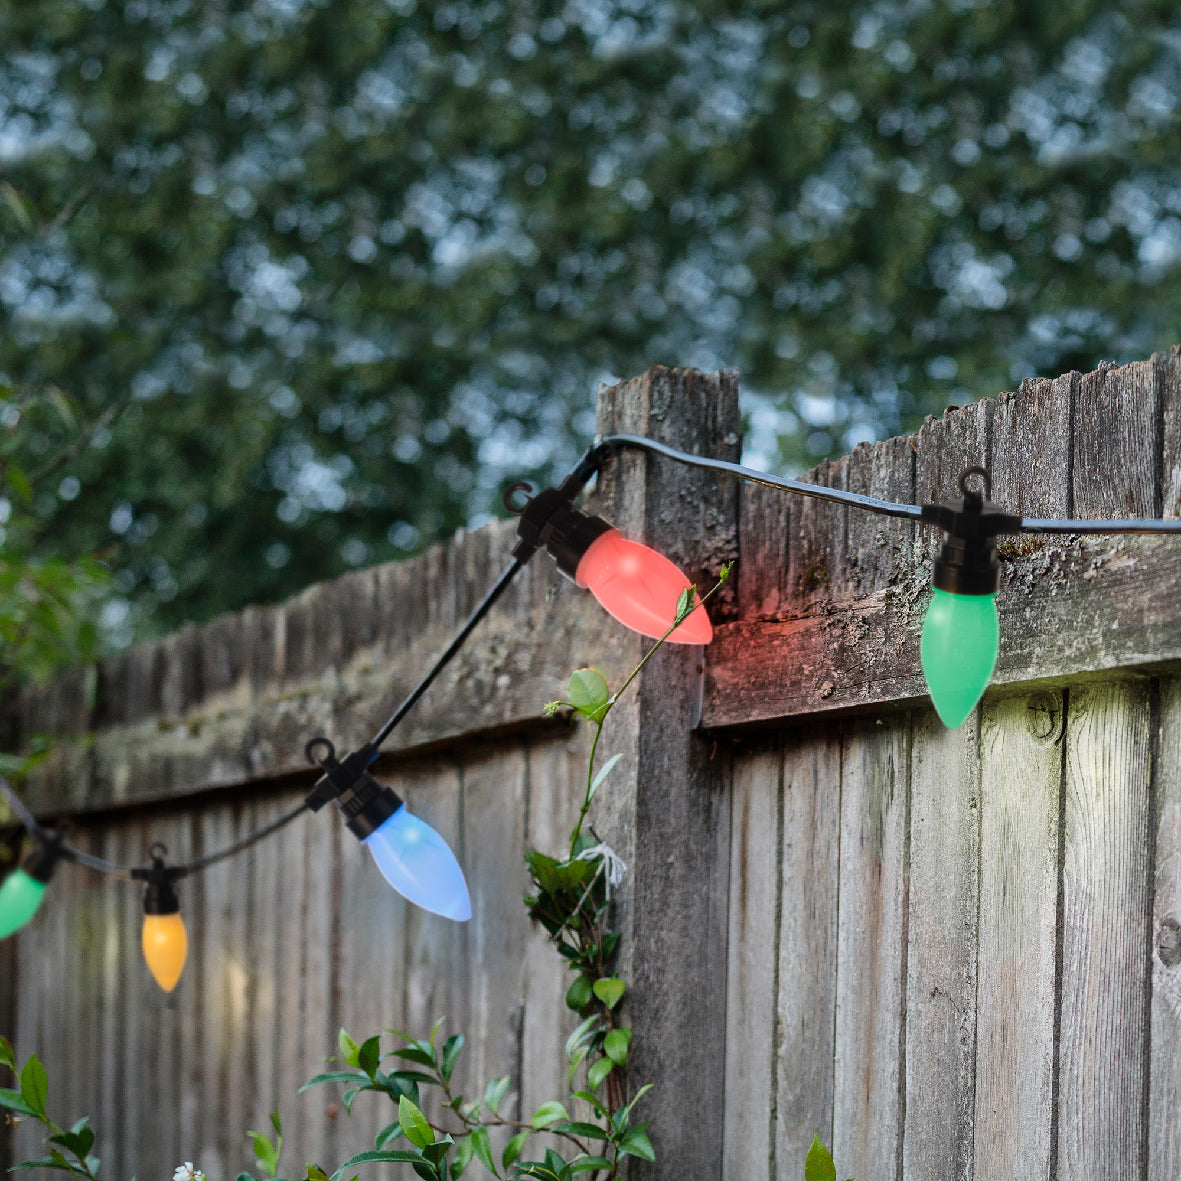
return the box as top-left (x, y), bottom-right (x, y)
top-left (574, 529), bottom-right (713, 643)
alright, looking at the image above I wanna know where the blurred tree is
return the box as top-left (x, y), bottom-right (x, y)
top-left (2, 0), bottom-right (1180, 640)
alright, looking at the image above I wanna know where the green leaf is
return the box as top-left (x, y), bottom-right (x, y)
top-left (530, 1101), bottom-right (569, 1130)
top-left (564, 1017), bottom-right (601, 1062)
top-left (482, 1075), bottom-right (510, 1115)
top-left (566, 669), bottom-right (611, 722)
top-left (468, 1126), bottom-right (496, 1178)
top-left (603, 1028), bottom-right (631, 1067)
top-left (449, 1134), bottom-right (474, 1179)
top-left (501, 1131), bottom-right (529, 1169)
top-left (804, 1135), bottom-right (838, 1181)
top-left (674, 585), bottom-right (695, 622)
top-left (357, 1037), bottom-right (381, 1079)
top-left (564, 976), bottom-right (593, 1012)
top-left (549, 1121), bottom-right (604, 1139)
top-left (330, 1150), bottom-right (430, 1181)
top-left (375, 1120), bottom-right (403, 1149)
top-left (398, 1095), bottom-right (434, 1150)
top-left (20, 1055), bottom-right (48, 1116)
top-left (0, 1086), bottom-right (38, 1117)
top-left (339, 1030), bottom-right (360, 1067)
top-left (591, 978), bottom-right (625, 1010)
top-left (307, 1167), bottom-right (331, 1181)
top-left (618, 1082), bottom-right (653, 1124)
top-left (249, 1130), bottom-right (280, 1176)
top-left (586, 1058), bottom-right (613, 1091)
top-left (391, 1045), bottom-right (438, 1070)
top-left (440, 1034), bottom-right (464, 1084)
top-left (616, 1125), bottom-right (655, 1162)
top-left (567, 1158), bottom-right (612, 1175)
top-left (0, 1036), bottom-right (15, 1072)
top-left (570, 1091), bottom-right (607, 1119)
top-left (586, 753), bottom-right (622, 807)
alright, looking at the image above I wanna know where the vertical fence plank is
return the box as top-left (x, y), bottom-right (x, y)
top-left (1150, 675), bottom-right (1181, 1179)
top-left (1162, 346), bottom-right (1181, 518)
top-left (722, 742), bottom-right (780, 1181)
top-left (989, 375), bottom-right (1072, 517)
top-left (519, 736), bottom-right (585, 1129)
top-left (845, 435), bottom-right (917, 596)
top-left (775, 729), bottom-right (842, 1177)
top-left (974, 690), bottom-right (1062, 1180)
top-left (832, 717), bottom-right (909, 1181)
top-left (1057, 681), bottom-right (1153, 1176)
top-left (461, 743), bottom-right (527, 1150)
top-left (903, 711), bottom-right (980, 1181)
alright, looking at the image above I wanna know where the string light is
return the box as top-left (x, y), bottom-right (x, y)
top-left (0, 829), bottom-right (66, 940)
top-left (304, 740), bottom-right (471, 922)
top-left (139, 848), bottom-right (188, 993)
top-left (508, 477), bottom-right (712, 644)
top-left (3, 426), bottom-right (1181, 957)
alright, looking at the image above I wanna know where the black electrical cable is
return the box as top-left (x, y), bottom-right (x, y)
top-left (598, 433), bottom-right (1181, 534)
top-left (0, 777), bottom-right (309, 882)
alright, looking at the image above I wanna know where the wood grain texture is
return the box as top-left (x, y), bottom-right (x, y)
top-left (1056, 681), bottom-right (1153, 1177)
top-left (902, 709), bottom-right (980, 1181)
top-left (722, 743), bottom-right (781, 1181)
top-left (774, 727), bottom-right (842, 1177)
top-left (592, 365), bottom-right (741, 1181)
top-left (1150, 675), bottom-right (1181, 1180)
top-left (974, 690), bottom-right (1062, 1180)
top-left (832, 717), bottom-right (909, 1181)
top-left (1162, 345), bottom-right (1181, 519)
top-left (704, 530), bottom-right (1181, 728)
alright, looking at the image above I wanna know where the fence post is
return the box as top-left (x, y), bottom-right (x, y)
top-left (590, 366), bottom-right (741, 1179)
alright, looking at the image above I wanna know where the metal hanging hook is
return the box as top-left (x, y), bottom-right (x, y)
top-left (959, 465), bottom-right (991, 503)
top-left (148, 841), bottom-right (170, 863)
top-left (305, 737), bottom-right (335, 766)
top-left (502, 481), bottom-right (535, 515)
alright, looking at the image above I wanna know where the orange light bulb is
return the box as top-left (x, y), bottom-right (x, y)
top-left (142, 912), bottom-right (188, 992)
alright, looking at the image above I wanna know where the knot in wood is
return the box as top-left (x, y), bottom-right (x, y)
top-left (1025, 691), bottom-right (1063, 744)
top-left (1158, 916), bottom-right (1181, 969)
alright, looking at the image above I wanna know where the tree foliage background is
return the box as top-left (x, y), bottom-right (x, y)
top-left (3, 0), bottom-right (1181, 644)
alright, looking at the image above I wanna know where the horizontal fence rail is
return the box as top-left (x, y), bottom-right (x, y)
top-left (3, 355), bottom-right (1180, 1179)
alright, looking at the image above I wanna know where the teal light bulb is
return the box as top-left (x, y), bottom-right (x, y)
top-left (0, 868), bottom-right (48, 940)
top-left (920, 588), bottom-right (999, 729)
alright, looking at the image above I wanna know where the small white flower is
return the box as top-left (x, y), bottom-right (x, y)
top-left (173, 1164), bottom-right (206, 1181)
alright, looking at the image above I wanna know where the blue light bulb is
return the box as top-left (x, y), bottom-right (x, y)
top-left (363, 805), bottom-right (472, 922)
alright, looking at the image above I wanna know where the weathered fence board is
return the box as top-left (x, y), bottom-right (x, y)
top-left (973, 690), bottom-right (1062, 1180)
top-left (1153, 676), bottom-right (1181, 1179)
top-left (832, 719), bottom-right (909, 1181)
top-left (722, 743), bottom-right (780, 1178)
top-left (773, 729), bottom-right (841, 1177)
top-left (1056, 681), bottom-right (1153, 1177)
top-left (902, 711), bottom-right (980, 1181)
top-left (7, 353), bottom-right (1181, 1181)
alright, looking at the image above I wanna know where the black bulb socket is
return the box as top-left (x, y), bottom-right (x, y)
top-left (305, 740), bottom-right (404, 842)
top-left (921, 477), bottom-right (1022, 597)
top-left (510, 479), bottom-right (613, 579)
top-left (143, 867), bottom-right (181, 916)
top-left (20, 830), bottom-right (66, 885)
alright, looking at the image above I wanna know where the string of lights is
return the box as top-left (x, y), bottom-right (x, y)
top-left (3, 428), bottom-right (1179, 988)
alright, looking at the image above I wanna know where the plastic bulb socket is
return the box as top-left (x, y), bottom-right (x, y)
top-left (0, 869), bottom-right (48, 940)
top-left (574, 529), bottom-right (713, 644)
top-left (363, 805), bottom-right (472, 922)
top-left (142, 912), bottom-right (189, 992)
top-left (921, 588), bottom-right (999, 729)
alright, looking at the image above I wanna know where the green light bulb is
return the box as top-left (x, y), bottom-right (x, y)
top-left (0, 868), bottom-right (48, 940)
top-left (920, 588), bottom-right (999, 729)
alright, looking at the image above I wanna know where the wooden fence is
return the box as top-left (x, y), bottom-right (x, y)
top-left (3, 356), bottom-right (1181, 1180)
